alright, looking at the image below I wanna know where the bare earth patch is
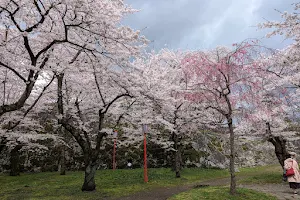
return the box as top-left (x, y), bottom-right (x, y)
top-left (115, 184), bottom-right (193, 200)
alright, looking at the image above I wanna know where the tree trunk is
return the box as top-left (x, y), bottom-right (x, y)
top-left (10, 144), bottom-right (22, 176)
top-left (266, 122), bottom-right (288, 168)
top-left (228, 117), bottom-right (236, 195)
top-left (60, 146), bottom-right (66, 175)
top-left (172, 133), bottom-right (182, 178)
top-left (0, 137), bottom-right (7, 154)
top-left (82, 161), bottom-right (97, 191)
top-left (57, 73), bottom-right (99, 191)
top-left (175, 145), bottom-right (182, 178)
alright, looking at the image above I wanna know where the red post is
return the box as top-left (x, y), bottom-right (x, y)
top-left (143, 132), bottom-right (148, 182)
top-left (113, 138), bottom-right (116, 170)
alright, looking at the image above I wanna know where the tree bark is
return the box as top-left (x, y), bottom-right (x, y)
top-left (266, 122), bottom-right (288, 168)
top-left (172, 132), bottom-right (182, 178)
top-left (0, 137), bottom-right (7, 154)
top-left (175, 145), bottom-right (182, 178)
top-left (82, 160), bottom-right (97, 191)
top-left (228, 117), bottom-right (236, 195)
top-left (60, 146), bottom-right (66, 175)
top-left (57, 73), bottom-right (98, 191)
top-left (10, 144), bottom-right (22, 176)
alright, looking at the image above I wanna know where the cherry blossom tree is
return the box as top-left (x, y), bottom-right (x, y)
top-left (258, 2), bottom-right (300, 164)
top-left (1, 0), bottom-right (147, 192)
top-left (181, 42), bottom-right (267, 194)
top-left (0, 0), bottom-right (89, 166)
top-left (258, 2), bottom-right (300, 109)
top-left (0, 71), bottom-right (59, 176)
top-left (0, 102), bottom-right (63, 176)
top-left (234, 69), bottom-right (291, 168)
top-left (56, 64), bottom-right (148, 190)
top-left (52, 4), bottom-right (146, 190)
top-left (0, 0), bottom-right (144, 115)
top-left (130, 49), bottom-right (211, 178)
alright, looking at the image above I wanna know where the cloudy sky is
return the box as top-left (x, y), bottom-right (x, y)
top-left (123, 0), bottom-right (296, 51)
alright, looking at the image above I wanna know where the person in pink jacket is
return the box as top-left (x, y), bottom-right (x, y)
top-left (284, 152), bottom-right (300, 195)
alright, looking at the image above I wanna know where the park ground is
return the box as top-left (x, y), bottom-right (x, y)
top-left (0, 165), bottom-right (298, 200)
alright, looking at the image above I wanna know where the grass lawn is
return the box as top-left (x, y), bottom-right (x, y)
top-left (0, 167), bottom-right (230, 200)
top-left (238, 164), bottom-right (283, 184)
top-left (0, 165), bottom-right (283, 200)
top-left (168, 186), bottom-right (277, 200)
top-left (168, 165), bottom-right (283, 200)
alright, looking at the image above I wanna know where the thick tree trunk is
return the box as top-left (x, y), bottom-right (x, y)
top-left (266, 122), bottom-right (288, 168)
top-left (10, 144), bottom-right (22, 176)
top-left (82, 161), bottom-right (97, 191)
top-left (228, 117), bottom-right (236, 195)
top-left (60, 146), bottom-right (66, 175)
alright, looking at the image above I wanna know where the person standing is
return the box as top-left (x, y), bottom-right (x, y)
top-left (284, 152), bottom-right (300, 195)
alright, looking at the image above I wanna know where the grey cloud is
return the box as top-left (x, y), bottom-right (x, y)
top-left (123, 0), bottom-right (296, 50)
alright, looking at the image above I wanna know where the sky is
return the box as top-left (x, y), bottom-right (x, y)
top-left (123, 0), bottom-right (296, 51)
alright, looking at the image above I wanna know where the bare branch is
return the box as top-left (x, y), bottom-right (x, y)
top-left (9, 74), bottom-right (55, 130)
top-left (103, 93), bottom-right (133, 114)
top-left (92, 64), bottom-right (106, 105)
top-left (0, 61), bottom-right (26, 82)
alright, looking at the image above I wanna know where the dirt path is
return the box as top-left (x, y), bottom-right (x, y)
top-left (115, 177), bottom-right (236, 200)
top-left (115, 184), bottom-right (193, 200)
top-left (116, 177), bottom-right (300, 200)
top-left (242, 183), bottom-right (300, 200)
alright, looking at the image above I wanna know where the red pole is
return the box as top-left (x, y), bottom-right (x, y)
top-left (113, 138), bottom-right (116, 170)
top-left (143, 132), bottom-right (148, 182)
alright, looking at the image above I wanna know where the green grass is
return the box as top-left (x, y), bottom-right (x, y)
top-left (0, 168), bottom-right (229, 200)
top-left (0, 165), bottom-right (284, 199)
top-left (238, 164), bottom-right (282, 175)
top-left (167, 165), bottom-right (282, 200)
top-left (237, 164), bottom-right (283, 184)
top-left (168, 186), bottom-right (277, 200)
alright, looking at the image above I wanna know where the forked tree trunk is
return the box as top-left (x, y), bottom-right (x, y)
top-left (60, 146), bottom-right (66, 175)
top-left (10, 144), bottom-right (22, 176)
top-left (82, 160), bottom-right (97, 191)
top-left (228, 117), bottom-right (236, 195)
top-left (57, 73), bottom-right (98, 191)
top-left (57, 73), bottom-right (117, 192)
top-left (266, 122), bottom-right (288, 168)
